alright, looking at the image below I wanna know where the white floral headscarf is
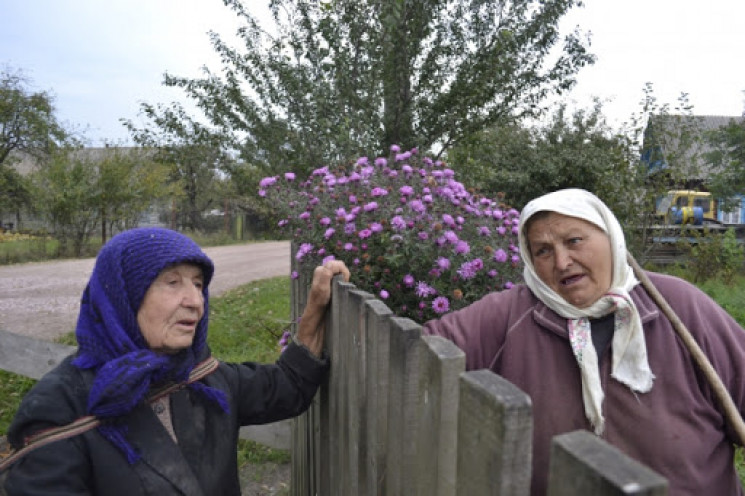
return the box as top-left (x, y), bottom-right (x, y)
top-left (518, 188), bottom-right (654, 434)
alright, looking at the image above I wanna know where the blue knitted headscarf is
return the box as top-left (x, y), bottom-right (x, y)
top-left (72, 227), bottom-right (228, 463)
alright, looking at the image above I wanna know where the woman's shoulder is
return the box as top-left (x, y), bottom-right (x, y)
top-left (8, 355), bottom-right (90, 446)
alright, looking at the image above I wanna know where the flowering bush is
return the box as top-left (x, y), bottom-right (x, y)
top-left (260, 145), bottom-right (523, 324)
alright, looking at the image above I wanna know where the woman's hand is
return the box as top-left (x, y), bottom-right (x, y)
top-left (295, 260), bottom-right (351, 357)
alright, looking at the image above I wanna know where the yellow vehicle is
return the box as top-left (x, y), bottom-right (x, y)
top-left (655, 190), bottom-right (718, 225)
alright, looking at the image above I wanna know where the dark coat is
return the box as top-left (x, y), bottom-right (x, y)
top-left (4, 343), bottom-right (326, 495)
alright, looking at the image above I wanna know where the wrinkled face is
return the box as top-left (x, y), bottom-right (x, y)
top-left (526, 212), bottom-right (613, 309)
top-left (137, 263), bottom-right (205, 354)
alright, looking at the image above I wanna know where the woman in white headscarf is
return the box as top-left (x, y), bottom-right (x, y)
top-left (424, 188), bottom-right (745, 496)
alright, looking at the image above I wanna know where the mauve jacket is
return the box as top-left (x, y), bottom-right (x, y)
top-left (4, 343), bottom-right (326, 495)
top-left (424, 271), bottom-right (745, 496)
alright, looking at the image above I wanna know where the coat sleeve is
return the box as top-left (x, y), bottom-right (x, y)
top-left (226, 342), bottom-right (329, 426)
top-left (4, 365), bottom-right (93, 495)
top-left (654, 273), bottom-right (745, 445)
top-left (422, 288), bottom-right (521, 370)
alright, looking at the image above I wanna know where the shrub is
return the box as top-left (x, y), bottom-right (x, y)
top-left (260, 145), bottom-right (523, 324)
top-left (677, 227), bottom-right (745, 284)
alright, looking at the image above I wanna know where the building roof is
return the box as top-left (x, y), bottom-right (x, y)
top-left (642, 114), bottom-right (744, 181)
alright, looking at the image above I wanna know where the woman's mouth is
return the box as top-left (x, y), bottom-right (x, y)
top-left (560, 274), bottom-right (584, 286)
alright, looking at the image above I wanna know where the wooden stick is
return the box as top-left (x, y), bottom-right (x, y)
top-left (626, 252), bottom-right (745, 446)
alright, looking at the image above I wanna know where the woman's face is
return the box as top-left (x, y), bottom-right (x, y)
top-left (526, 212), bottom-right (613, 308)
top-left (137, 263), bottom-right (205, 353)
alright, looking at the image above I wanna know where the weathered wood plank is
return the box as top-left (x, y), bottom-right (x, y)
top-left (0, 329), bottom-right (75, 380)
top-left (456, 370), bottom-right (532, 496)
top-left (364, 299), bottom-right (393, 495)
top-left (385, 316), bottom-right (422, 496)
top-left (416, 335), bottom-right (466, 496)
top-left (547, 430), bottom-right (668, 496)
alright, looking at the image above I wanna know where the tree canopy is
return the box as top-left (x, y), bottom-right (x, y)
top-left (0, 68), bottom-right (68, 166)
top-left (137, 0), bottom-right (594, 177)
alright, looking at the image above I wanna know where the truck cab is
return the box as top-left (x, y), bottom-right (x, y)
top-left (655, 190), bottom-right (717, 225)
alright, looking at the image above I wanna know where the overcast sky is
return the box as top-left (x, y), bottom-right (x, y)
top-left (2, 0), bottom-right (744, 146)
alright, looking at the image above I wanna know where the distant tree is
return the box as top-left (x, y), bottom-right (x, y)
top-left (0, 68), bottom-right (71, 227)
top-left (0, 68), bottom-right (68, 166)
top-left (31, 149), bottom-right (100, 256)
top-left (124, 107), bottom-right (229, 231)
top-left (143, 0), bottom-right (593, 178)
top-left (32, 147), bottom-right (173, 255)
top-left (447, 101), bottom-right (638, 209)
top-left (93, 147), bottom-right (173, 243)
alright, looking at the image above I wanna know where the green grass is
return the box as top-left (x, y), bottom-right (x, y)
top-left (1, 275), bottom-right (292, 466)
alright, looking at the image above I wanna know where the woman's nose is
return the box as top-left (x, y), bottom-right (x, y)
top-left (554, 247), bottom-right (573, 270)
top-left (181, 283), bottom-right (204, 307)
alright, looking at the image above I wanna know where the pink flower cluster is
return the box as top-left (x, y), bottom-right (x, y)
top-left (260, 145), bottom-right (523, 323)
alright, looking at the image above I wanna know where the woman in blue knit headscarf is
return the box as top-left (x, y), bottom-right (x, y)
top-left (5, 227), bottom-right (349, 495)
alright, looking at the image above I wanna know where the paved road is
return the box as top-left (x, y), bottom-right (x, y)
top-left (0, 241), bottom-right (291, 341)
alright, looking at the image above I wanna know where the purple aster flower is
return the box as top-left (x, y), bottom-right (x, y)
top-left (432, 296), bottom-right (450, 314)
top-left (379, 290), bottom-right (389, 300)
top-left (444, 231), bottom-right (459, 243)
top-left (497, 226), bottom-right (507, 236)
top-left (399, 185), bottom-right (414, 196)
top-left (284, 172), bottom-right (296, 181)
top-left (349, 195), bottom-right (357, 203)
top-left (390, 144), bottom-right (401, 153)
top-left (320, 217), bottom-right (331, 226)
top-left (403, 274), bottom-right (415, 287)
top-left (454, 240), bottom-right (470, 255)
top-left (364, 202), bottom-right (379, 212)
top-left (356, 156), bottom-right (369, 165)
top-left (505, 281), bottom-right (514, 289)
top-left (436, 257), bottom-right (451, 270)
top-left (322, 255), bottom-right (336, 265)
top-left (415, 281), bottom-right (436, 298)
top-left (259, 176), bottom-right (277, 188)
top-left (358, 229), bottom-right (372, 239)
top-left (344, 242), bottom-right (354, 251)
top-left (299, 212), bottom-right (310, 220)
top-left (488, 269), bottom-right (498, 278)
top-left (258, 190), bottom-right (266, 197)
top-left (494, 249), bottom-right (508, 263)
top-left (278, 219), bottom-right (288, 227)
top-left (370, 222), bottom-right (383, 233)
top-left (291, 271), bottom-right (299, 280)
top-left (371, 187), bottom-right (388, 197)
top-left (442, 214), bottom-right (456, 227)
top-left (409, 200), bottom-right (426, 214)
top-left (344, 223), bottom-right (357, 235)
top-left (391, 215), bottom-right (407, 231)
top-left (472, 258), bottom-right (484, 270)
top-left (478, 226), bottom-right (491, 236)
top-left (375, 157), bottom-right (388, 167)
top-left (457, 261), bottom-right (477, 280)
top-left (324, 228), bottom-right (335, 239)
top-left (418, 231), bottom-right (429, 240)
top-left (511, 255), bottom-right (521, 264)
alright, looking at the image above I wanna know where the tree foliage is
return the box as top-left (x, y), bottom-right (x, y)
top-left (145, 0), bottom-right (593, 177)
top-left (31, 147), bottom-right (172, 255)
top-left (705, 116), bottom-right (745, 208)
top-left (0, 68), bottom-right (68, 166)
top-left (124, 106), bottom-right (230, 231)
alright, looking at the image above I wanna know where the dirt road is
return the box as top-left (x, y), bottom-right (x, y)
top-left (0, 241), bottom-right (291, 341)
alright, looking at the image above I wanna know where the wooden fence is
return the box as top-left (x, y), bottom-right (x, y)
top-left (289, 275), bottom-right (669, 495)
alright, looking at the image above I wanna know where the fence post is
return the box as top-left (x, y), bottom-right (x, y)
top-left (416, 335), bottom-right (466, 496)
top-left (456, 370), bottom-right (532, 496)
top-left (385, 317), bottom-right (423, 496)
top-left (364, 299), bottom-right (393, 495)
top-left (547, 431), bottom-right (668, 495)
top-left (340, 287), bottom-right (374, 496)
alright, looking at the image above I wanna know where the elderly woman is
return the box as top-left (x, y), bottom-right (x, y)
top-left (424, 188), bottom-right (745, 495)
top-left (3, 227), bottom-right (348, 495)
